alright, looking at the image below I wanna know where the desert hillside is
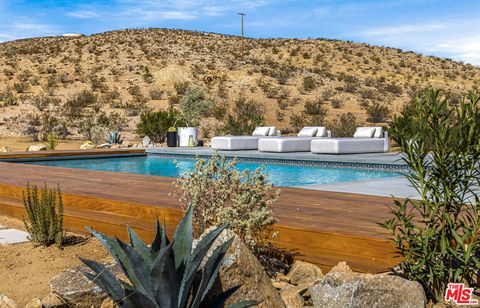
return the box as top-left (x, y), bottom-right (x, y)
top-left (0, 28), bottom-right (479, 141)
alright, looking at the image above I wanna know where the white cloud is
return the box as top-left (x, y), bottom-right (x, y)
top-left (67, 10), bottom-right (99, 19)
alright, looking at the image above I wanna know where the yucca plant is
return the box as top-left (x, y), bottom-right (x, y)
top-left (23, 182), bottom-right (65, 247)
top-left (106, 130), bottom-right (122, 145)
top-left (80, 205), bottom-right (256, 308)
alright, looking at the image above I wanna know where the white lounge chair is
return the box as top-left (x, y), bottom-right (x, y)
top-left (211, 126), bottom-right (281, 150)
top-left (258, 126), bottom-right (331, 153)
top-left (310, 126), bottom-right (388, 154)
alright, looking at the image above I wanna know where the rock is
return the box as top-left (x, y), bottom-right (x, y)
top-left (142, 136), bottom-right (150, 146)
top-left (0, 145), bottom-right (13, 152)
top-left (23, 298), bottom-right (42, 308)
top-left (27, 145), bottom-right (47, 152)
top-left (100, 299), bottom-right (115, 308)
top-left (197, 228), bottom-right (285, 308)
top-left (279, 284), bottom-right (310, 308)
top-left (328, 261), bottom-right (353, 274)
top-left (286, 260), bottom-right (323, 285)
top-left (0, 294), bottom-right (17, 308)
top-left (310, 272), bottom-right (426, 308)
top-left (41, 292), bottom-right (68, 308)
top-left (272, 279), bottom-right (289, 290)
top-left (96, 143), bottom-right (111, 149)
top-left (80, 141), bottom-right (95, 150)
top-left (110, 144), bottom-right (120, 149)
top-left (121, 140), bottom-right (131, 148)
top-left (49, 263), bottom-right (122, 307)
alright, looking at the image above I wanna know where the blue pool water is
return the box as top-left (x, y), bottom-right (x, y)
top-left (22, 156), bottom-right (400, 187)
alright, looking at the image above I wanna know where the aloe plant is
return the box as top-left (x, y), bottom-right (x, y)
top-left (80, 206), bottom-right (256, 308)
top-left (106, 130), bottom-right (122, 145)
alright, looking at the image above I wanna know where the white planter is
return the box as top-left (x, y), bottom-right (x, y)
top-left (177, 127), bottom-right (198, 147)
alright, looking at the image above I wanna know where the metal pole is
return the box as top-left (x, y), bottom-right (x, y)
top-left (238, 13), bottom-right (245, 57)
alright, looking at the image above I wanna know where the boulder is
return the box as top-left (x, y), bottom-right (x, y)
top-left (80, 142), bottom-right (95, 150)
top-left (100, 299), bottom-right (115, 308)
top-left (96, 143), bottom-right (111, 149)
top-left (49, 262), bottom-right (121, 307)
top-left (310, 271), bottom-right (426, 308)
top-left (41, 292), bottom-right (68, 308)
top-left (27, 145), bottom-right (47, 152)
top-left (0, 145), bottom-right (13, 152)
top-left (196, 229), bottom-right (285, 308)
top-left (0, 294), bottom-right (16, 308)
top-left (121, 140), bottom-right (131, 148)
top-left (23, 298), bottom-right (42, 308)
top-left (279, 284), bottom-right (310, 308)
top-left (286, 260), bottom-right (323, 285)
top-left (328, 261), bottom-right (353, 274)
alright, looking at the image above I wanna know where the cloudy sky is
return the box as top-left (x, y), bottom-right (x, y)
top-left (1, 0), bottom-right (479, 65)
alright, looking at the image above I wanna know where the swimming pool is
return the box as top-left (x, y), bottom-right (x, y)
top-left (21, 155), bottom-right (401, 187)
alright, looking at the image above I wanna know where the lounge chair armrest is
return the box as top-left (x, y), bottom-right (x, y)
top-left (383, 131), bottom-right (389, 152)
top-left (326, 130), bottom-right (332, 138)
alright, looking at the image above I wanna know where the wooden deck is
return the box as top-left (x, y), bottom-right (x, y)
top-left (0, 159), bottom-right (402, 273)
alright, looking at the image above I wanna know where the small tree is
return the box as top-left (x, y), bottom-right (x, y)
top-left (136, 108), bottom-right (185, 143)
top-left (173, 153), bottom-right (279, 253)
top-left (179, 87), bottom-right (212, 127)
top-left (23, 183), bottom-right (65, 247)
top-left (382, 89), bottom-right (480, 303)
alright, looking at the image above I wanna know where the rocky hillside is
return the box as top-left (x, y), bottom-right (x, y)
top-left (0, 28), bottom-right (479, 140)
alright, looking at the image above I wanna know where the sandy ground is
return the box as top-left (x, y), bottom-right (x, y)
top-left (0, 137), bottom-right (85, 152)
top-left (0, 215), bottom-right (110, 306)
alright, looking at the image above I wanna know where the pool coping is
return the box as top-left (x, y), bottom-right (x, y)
top-left (0, 148), bottom-right (146, 162)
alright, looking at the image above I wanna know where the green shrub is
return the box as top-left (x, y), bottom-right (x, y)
top-left (179, 87), bottom-right (212, 126)
top-left (302, 76), bottom-right (316, 92)
top-left (381, 88), bottom-right (480, 302)
top-left (173, 153), bottom-right (279, 252)
top-left (224, 96), bottom-right (264, 135)
top-left (45, 132), bottom-right (58, 150)
top-left (81, 206), bottom-right (256, 307)
top-left (328, 112), bottom-right (358, 137)
top-left (23, 183), bottom-right (65, 247)
top-left (136, 108), bottom-right (185, 143)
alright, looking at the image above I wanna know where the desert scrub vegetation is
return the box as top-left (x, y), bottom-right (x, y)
top-left (1, 28), bottom-right (480, 140)
top-left (382, 88), bottom-right (480, 303)
top-left (23, 183), bottom-right (65, 247)
top-left (136, 108), bottom-right (185, 143)
top-left (82, 206), bottom-right (256, 307)
top-left (173, 153), bottom-right (279, 253)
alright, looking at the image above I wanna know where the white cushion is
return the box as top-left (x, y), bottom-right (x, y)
top-left (316, 127), bottom-right (327, 137)
top-left (211, 136), bottom-right (261, 150)
top-left (372, 127), bottom-right (384, 138)
top-left (268, 127), bottom-right (278, 136)
top-left (252, 126), bottom-right (270, 136)
top-left (311, 138), bottom-right (386, 154)
top-left (353, 127), bottom-right (375, 138)
top-left (298, 127), bottom-right (318, 137)
top-left (259, 137), bottom-right (314, 152)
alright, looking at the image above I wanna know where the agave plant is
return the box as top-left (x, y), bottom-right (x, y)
top-left (106, 131), bottom-right (122, 145)
top-left (80, 205), bottom-right (256, 308)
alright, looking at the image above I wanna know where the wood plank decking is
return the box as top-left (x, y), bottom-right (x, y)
top-left (0, 160), bottom-right (402, 273)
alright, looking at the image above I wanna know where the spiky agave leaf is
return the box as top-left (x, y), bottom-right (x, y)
top-left (178, 222), bottom-right (229, 308)
top-left (151, 242), bottom-right (180, 307)
top-left (127, 226), bottom-right (153, 266)
top-left (172, 205), bottom-right (194, 272)
top-left (150, 219), bottom-right (169, 257)
top-left (79, 257), bottom-right (125, 303)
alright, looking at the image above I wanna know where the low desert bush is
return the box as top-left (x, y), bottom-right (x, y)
top-left (23, 183), bottom-right (65, 247)
top-left (328, 112), bottom-right (358, 137)
top-left (382, 88), bottom-right (480, 303)
top-left (45, 132), bottom-right (58, 150)
top-left (179, 87), bottom-right (212, 126)
top-left (224, 96), bottom-right (265, 135)
top-left (173, 153), bottom-right (279, 252)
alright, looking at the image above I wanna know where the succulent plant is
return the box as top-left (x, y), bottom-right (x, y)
top-left (80, 205), bottom-right (256, 308)
top-left (106, 130), bottom-right (122, 145)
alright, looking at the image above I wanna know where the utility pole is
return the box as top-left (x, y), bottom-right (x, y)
top-left (237, 13), bottom-right (246, 57)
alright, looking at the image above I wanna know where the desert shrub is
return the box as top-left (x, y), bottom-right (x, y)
top-left (63, 90), bottom-right (97, 120)
top-left (291, 97), bottom-right (328, 130)
top-left (136, 108), bottom-right (185, 143)
top-left (382, 89), bottom-right (480, 302)
top-left (149, 89), bottom-right (164, 100)
top-left (82, 206), bottom-right (256, 307)
top-left (365, 101), bottom-right (390, 122)
top-left (302, 76), bottom-right (316, 92)
top-left (23, 183), bottom-right (64, 247)
top-left (174, 81), bottom-right (190, 95)
top-left (13, 81), bottom-right (30, 93)
top-left (25, 110), bottom-right (66, 141)
top-left (330, 98), bottom-right (343, 109)
top-left (173, 153), bottom-right (279, 252)
top-left (179, 87), bottom-right (212, 126)
top-left (328, 112), bottom-right (358, 137)
top-left (45, 132), bottom-right (58, 150)
top-left (224, 96), bottom-right (264, 135)
top-left (142, 65), bottom-right (153, 83)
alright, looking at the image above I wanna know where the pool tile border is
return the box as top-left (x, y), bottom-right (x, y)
top-left (147, 153), bottom-right (409, 171)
